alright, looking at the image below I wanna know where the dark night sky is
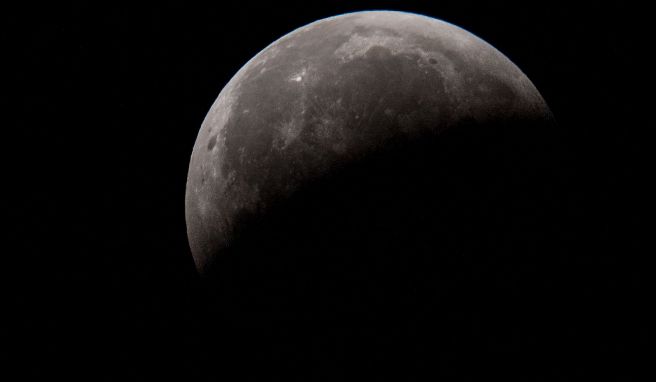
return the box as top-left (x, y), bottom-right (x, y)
top-left (7, 1), bottom-right (647, 380)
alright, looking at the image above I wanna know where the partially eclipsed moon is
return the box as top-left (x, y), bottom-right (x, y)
top-left (185, 11), bottom-right (554, 274)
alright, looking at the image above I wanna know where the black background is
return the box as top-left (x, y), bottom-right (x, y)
top-left (7, 1), bottom-right (647, 380)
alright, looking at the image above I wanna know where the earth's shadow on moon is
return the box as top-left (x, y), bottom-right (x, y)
top-left (198, 115), bottom-right (567, 378)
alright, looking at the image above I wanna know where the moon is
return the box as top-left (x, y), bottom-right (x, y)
top-left (185, 11), bottom-right (554, 275)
